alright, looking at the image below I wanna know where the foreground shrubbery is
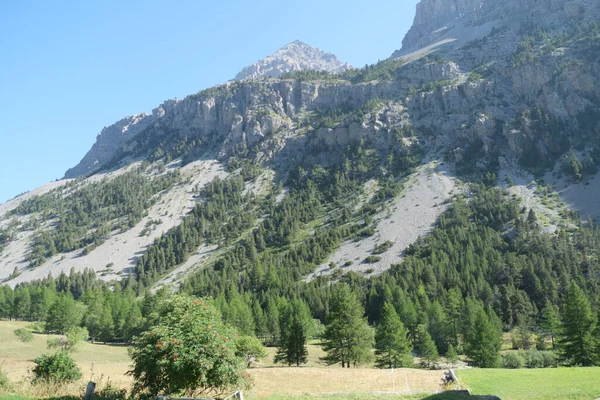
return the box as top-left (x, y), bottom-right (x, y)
top-left (32, 351), bottom-right (82, 383)
top-left (129, 295), bottom-right (250, 398)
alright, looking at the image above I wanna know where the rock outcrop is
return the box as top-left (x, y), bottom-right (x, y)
top-left (392, 0), bottom-right (596, 58)
top-left (64, 114), bottom-right (153, 178)
top-left (234, 40), bottom-right (352, 81)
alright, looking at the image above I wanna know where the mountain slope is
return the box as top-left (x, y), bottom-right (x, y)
top-left (1, 0), bottom-right (600, 290)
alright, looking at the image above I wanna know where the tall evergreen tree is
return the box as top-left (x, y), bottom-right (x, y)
top-left (45, 294), bottom-right (82, 334)
top-left (275, 315), bottom-right (308, 367)
top-left (446, 343), bottom-right (459, 368)
top-left (558, 283), bottom-right (598, 366)
top-left (540, 300), bottom-right (560, 349)
top-left (464, 307), bottom-right (501, 368)
top-left (374, 302), bottom-right (412, 368)
top-left (322, 285), bottom-right (374, 368)
top-left (417, 325), bottom-right (439, 369)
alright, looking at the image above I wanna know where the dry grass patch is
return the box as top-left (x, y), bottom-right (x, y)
top-left (0, 321), bottom-right (131, 388)
top-left (246, 367), bottom-right (444, 399)
top-left (0, 321), bottom-right (445, 399)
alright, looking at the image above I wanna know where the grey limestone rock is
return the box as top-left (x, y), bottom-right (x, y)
top-left (234, 40), bottom-right (352, 81)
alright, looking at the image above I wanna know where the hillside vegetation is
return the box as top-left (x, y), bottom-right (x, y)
top-left (1, 0), bottom-right (600, 399)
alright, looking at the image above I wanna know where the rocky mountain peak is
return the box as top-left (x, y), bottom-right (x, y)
top-left (233, 40), bottom-right (352, 81)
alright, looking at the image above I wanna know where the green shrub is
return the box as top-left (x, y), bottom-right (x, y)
top-left (47, 326), bottom-right (88, 353)
top-left (364, 256), bottom-right (382, 264)
top-left (33, 351), bottom-right (82, 383)
top-left (129, 295), bottom-right (249, 398)
top-left (357, 227), bottom-right (376, 238)
top-left (0, 368), bottom-right (9, 388)
top-left (235, 335), bottom-right (267, 368)
top-left (524, 349), bottom-right (545, 368)
top-left (372, 241), bottom-right (393, 255)
top-left (26, 322), bottom-right (45, 333)
top-left (541, 351), bottom-right (557, 368)
top-left (502, 352), bottom-right (525, 369)
top-left (14, 328), bottom-right (34, 343)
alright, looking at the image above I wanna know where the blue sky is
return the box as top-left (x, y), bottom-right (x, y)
top-left (0, 0), bottom-right (419, 203)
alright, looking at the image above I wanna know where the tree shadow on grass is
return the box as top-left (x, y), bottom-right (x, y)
top-left (48, 397), bottom-right (80, 400)
top-left (422, 392), bottom-right (501, 400)
top-left (0, 396), bottom-right (79, 400)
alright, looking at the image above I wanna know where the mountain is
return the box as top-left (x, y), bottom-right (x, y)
top-left (233, 40), bottom-right (352, 80)
top-left (1, 0), bottom-right (599, 301)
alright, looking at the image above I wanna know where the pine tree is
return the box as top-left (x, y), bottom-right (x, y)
top-left (98, 304), bottom-right (115, 343)
top-left (446, 343), bottom-right (459, 368)
top-left (227, 295), bottom-right (255, 336)
top-left (84, 291), bottom-right (105, 342)
top-left (512, 317), bottom-right (533, 350)
top-left (374, 302), bottom-right (412, 368)
top-left (45, 294), bottom-right (82, 334)
top-left (444, 288), bottom-right (463, 345)
top-left (540, 300), bottom-right (560, 348)
top-left (14, 289), bottom-right (31, 320)
top-left (396, 293), bottom-right (419, 346)
top-left (265, 298), bottom-right (280, 346)
top-left (252, 301), bottom-right (268, 341)
top-left (427, 301), bottom-right (449, 354)
top-left (558, 283), bottom-right (598, 366)
top-left (417, 325), bottom-right (439, 369)
top-left (322, 285), bottom-right (374, 368)
top-left (465, 307), bottom-right (501, 368)
top-left (275, 316), bottom-right (308, 367)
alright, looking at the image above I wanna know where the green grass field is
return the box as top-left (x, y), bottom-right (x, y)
top-left (458, 368), bottom-right (600, 400)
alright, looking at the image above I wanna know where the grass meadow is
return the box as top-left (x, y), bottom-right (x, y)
top-left (0, 321), bottom-right (599, 399)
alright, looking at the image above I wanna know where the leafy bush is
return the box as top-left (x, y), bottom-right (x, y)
top-left (33, 351), bottom-right (82, 383)
top-left (541, 351), bottom-right (557, 368)
top-left (235, 335), bottom-right (267, 368)
top-left (502, 352), bottom-right (525, 369)
top-left (129, 295), bottom-right (249, 398)
top-left (524, 349), bottom-right (545, 368)
top-left (14, 328), bottom-right (34, 343)
top-left (26, 322), bottom-right (45, 333)
top-left (502, 350), bottom-right (557, 369)
top-left (47, 326), bottom-right (88, 353)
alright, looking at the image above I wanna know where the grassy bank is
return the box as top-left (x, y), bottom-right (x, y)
top-left (458, 367), bottom-right (600, 400)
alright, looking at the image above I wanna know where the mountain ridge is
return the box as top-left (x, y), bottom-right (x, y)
top-left (1, 0), bottom-right (600, 288)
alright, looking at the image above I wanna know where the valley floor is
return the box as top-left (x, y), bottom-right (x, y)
top-left (1, 321), bottom-right (599, 400)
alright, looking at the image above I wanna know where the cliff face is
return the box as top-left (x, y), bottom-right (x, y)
top-left (64, 114), bottom-right (152, 178)
top-left (393, 0), bottom-right (594, 57)
top-left (64, 0), bottom-right (600, 183)
top-left (234, 40), bottom-right (352, 81)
